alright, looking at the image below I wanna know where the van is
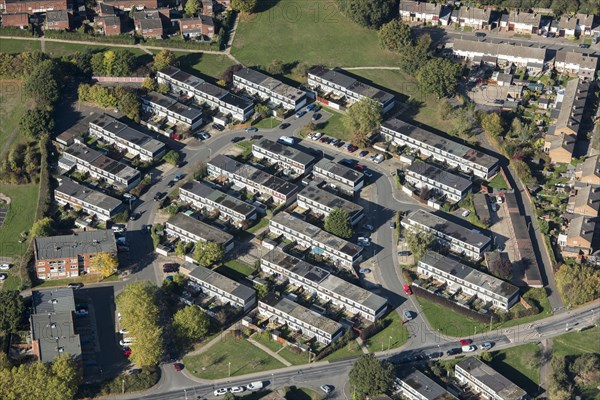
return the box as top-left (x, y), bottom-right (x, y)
top-left (278, 136), bottom-right (294, 145)
top-left (462, 345), bottom-right (477, 352)
top-left (247, 381), bottom-right (264, 390)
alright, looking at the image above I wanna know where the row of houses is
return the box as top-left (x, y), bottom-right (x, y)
top-left (297, 185), bottom-right (365, 226)
top-left (560, 179), bottom-right (600, 260)
top-left (54, 177), bottom-right (123, 221)
top-left (141, 91), bottom-right (204, 133)
top-left (405, 160), bottom-right (473, 203)
top-left (165, 213), bottom-right (235, 253)
top-left (451, 39), bottom-right (599, 79)
top-left (252, 138), bottom-right (316, 176)
top-left (400, 0), bottom-right (597, 38)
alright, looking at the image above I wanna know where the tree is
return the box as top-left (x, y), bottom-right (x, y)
top-left (481, 112), bottom-right (505, 137)
top-left (114, 86), bottom-right (141, 121)
top-left (336, 0), bottom-right (395, 29)
top-left (398, 33), bottom-right (432, 74)
top-left (292, 62), bottom-right (310, 80)
top-left (223, 393), bottom-right (236, 400)
top-left (267, 59), bottom-right (285, 75)
top-left (0, 353), bottom-right (11, 369)
top-left (142, 77), bottom-right (158, 92)
top-left (324, 208), bottom-right (353, 239)
top-left (343, 98), bottom-right (382, 147)
top-left (175, 241), bottom-right (186, 257)
top-left (19, 109), bottom-right (54, 139)
top-left (0, 291), bottom-right (24, 333)
top-left (378, 20), bottom-right (412, 52)
top-left (220, 64), bottom-right (243, 85)
top-left (512, 160), bottom-right (536, 186)
top-left (254, 283), bottom-right (269, 299)
top-left (416, 57), bottom-right (461, 99)
top-left (439, 99), bottom-right (453, 120)
top-left (194, 241), bottom-right (224, 266)
top-left (24, 59), bottom-right (61, 109)
top-left (89, 252), bottom-right (118, 278)
top-left (231, 0), bottom-right (256, 13)
top-left (555, 263), bottom-right (600, 306)
top-left (404, 227), bottom-right (433, 261)
top-left (348, 354), bottom-right (394, 399)
top-left (184, 0), bottom-right (199, 15)
top-left (480, 352), bottom-right (493, 362)
top-left (162, 150), bottom-right (181, 166)
top-left (173, 305), bottom-right (210, 342)
top-left (30, 217), bottom-right (54, 238)
top-left (158, 83), bottom-right (170, 94)
top-left (254, 103), bottom-right (270, 119)
top-left (50, 354), bottom-right (82, 400)
top-left (153, 49), bottom-right (176, 71)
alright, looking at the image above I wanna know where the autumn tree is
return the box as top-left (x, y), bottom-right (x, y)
top-left (324, 208), bottom-right (353, 239)
top-left (378, 20), bottom-right (412, 52)
top-left (158, 82), bottom-right (170, 94)
top-left (349, 354), bottom-right (394, 399)
top-left (30, 217), bottom-right (54, 238)
top-left (90, 252), bottom-right (118, 278)
top-left (194, 241), bottom-right (224, 266)
top-left (404, 227), bottom-right (433, 261)
top-left (153, 49), bottom-right (176, 71)
top-left (173, 305), bottom-right (210, 342)
top-left (142, 77), bottom-right (158, 92)
top-left (481, 112), bottom-right (505, 137)
top-left (231, 0), bottom-right (257, 13)
top-left (556, 263), bottom-right (600, 306)
top-left (343, 98), bottom-right (382, 147)
top-left (19, 109), bottom-right (54, 139)
top-left (416, 57), bottom-right (461, 99)
top-left (184, 0), bottom-right (199, 15)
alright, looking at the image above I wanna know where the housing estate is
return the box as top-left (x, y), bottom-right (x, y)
top-left (312, 159), bottom-right (365, 196)
top-left (188, 264), bottom-right (256, 311)
top-left (269, 213), bottom-right (363, 268)
top-left (165, 213), bottom-right (235, 253)
top-left (157, 66), bottom-right (254, 122)
top-left (100, 0), bottom-right (158, 11)
top-left (450, 7), bottom-right (491, 29)
top-left (554, 51), bottom-right (599, 79)
top-left (233, 67), bottom-right (307, 111)
top-left (417, 251), bottom-right (520, 311)
top-left (2, 0), bottom-right (68, 13)
top-left (59, 143), bottom-right (142, 190)
top-left (179, 180), bottom-right (258, 228)
top-left (403, 209), bottom-right (491, 260)
top-left (141, 91), bottom-right (203, 131)
top-left (455, 357), bottom-right (528, 400)
top-left (381, 118), bottom-right (499, 180)
top-left (88, 113), bottom-right (166, 162)
top-left (451, 39), bottom-right (548, 71)
top-left (54, 177), bottom-right (123, 221)
top-left (30, 289), bottom-right (81, 363)
top-left (399, 1), bottom-right (452, 26)
top-left (395, 368), bottom-right (458, 400)
top-left (307, 66), bottom-right (396, 113)
top-left (252, 138), bottom-right (315, 176)
top-left (34, 230), bottom-right (117, 280)
top-left (260, 249), bottom-right (387, 322)
top-left (405, 161), bottom-right (472, 203)
top-left (575, 155), bottom-right (600, 185)
top-left (259, 294), bottom-right (345, 345)
top-left (297, 185), bottom-right (364, 226)
top-left (207, 154), bottom-right (299, 205)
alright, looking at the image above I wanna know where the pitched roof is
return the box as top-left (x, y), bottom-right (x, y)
top-left (456, 357), bottom-right (527, 400)
top-left (55, 177), bottom-right (122, 212)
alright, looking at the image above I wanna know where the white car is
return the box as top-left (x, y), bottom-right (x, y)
top-left (119, 328), bottom-right (128, 334)
top-left (247, 381), bottom-right (264, 390)
top-left (320, 385), bottom-right (333, 394)
top-left (462, 210), bottom-right (471, 217)
top-left (0, 263), bottom-right (11, 270)
top-left (496, 195), bottom-right (503, 204)
top-left (364, 170), bottom-right (373, 178)
top-left (229, 387), bottom-right (245, 393)
top-left (214, 388), bottom-right (228, 396)
top-left (373, 154), bottom-right (384, 164)
top-left (462, 345), bottom-right (477, 352)
top-left (480, 342), bottom-right (493, 351)
top-left (123, 193), bottom-right (136, 201)
top-left (312, 132), bottom-right (322, 140)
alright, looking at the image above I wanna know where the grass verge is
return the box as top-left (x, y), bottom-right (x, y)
top-left (365, 310), bottom-right (408, 352)
top-left (552, 325), bottom-right (600, 358)
top-left (0, 183), bottom-right (39, 258)
top-left (246, 216), bottom-right (270, 234)
top-left (0, 39), bottom-right (41, 53)
top-left (490, 342), bottom-right (540, 395)
top-left (251, 331), bottom-right (284, 353)
top-left (324, 339), bottom-right (363, 361)
top-left (0, 80), bottom-right (30, 153)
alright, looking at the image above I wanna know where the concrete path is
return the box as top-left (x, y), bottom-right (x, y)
top-left (356, 337), bottom-right (369, 354)
top-left (539, 338), bottom-right (553, 394)
top-left (247, 337), bottom-right (292, 367)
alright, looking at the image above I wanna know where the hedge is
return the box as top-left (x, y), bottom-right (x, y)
top-left (0, 27), bottom-right (37, 38)
top-left (43, 30), bottom-right (136, 45)
top-left (143, 37), bottom-right (219, 50)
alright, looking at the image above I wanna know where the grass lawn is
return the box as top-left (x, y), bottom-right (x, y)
top-left (0, 183), bottom-right (39, 258)
top-left (246, 216), bottom-right (270, 234)
top-left (0, 39), bottom-right (41, 53)
top-left (319, 109), bottom-right (351, 140)
top-left (365, 310), bottom-right (408, 352)
top-left (278, 346), bottom-right (311, 365)
top-left (235, 140), bottom-right (253, 157)
top-left (252, 117), bottom-right (280, 129)
top-left (487, 173), bottom-right (509, 190)
top-left (183, 334), bottom-right (285, 379)
top-left (251, 332), bottom-right (284, 353)
top-left (416, 296), bottom-right (487, 338)
top-left (177, 52), bottom-right (235, 81)
top-left (43, 41), bottom-right (147, 57)
top-left (232, 0), bottom-right (400, 68)
top-left (0, 80), bottom-right (30, 153)
top-left (491, 343), bottom-right (540, 395)
top-left (215, 260), bottom-right (256, 281)
top-left (324, 339), bottom-right (364, 361)
top-left (36, 273), bottom-right (117, 288)
top-left (552, 325), bottom-right (600, 358)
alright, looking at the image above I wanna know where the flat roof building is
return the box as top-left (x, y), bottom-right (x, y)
top-left (141, 91), bottom-right (203, 131)
top-left (261, 249), bottom-right (387, 322)
top-left (395, 368), bottom-right (458, 400)
top-left (54, 177), bottom-right (123, 221)
top-left (297, 185), bottom-right (364, 226)
top-left (455, 357), bottom-right (527, 400)
top-left (165, 213), bottom-right (235, 253)
top-left (269, 213), bottom-right (363, 268)
top-left (403, 209), bottom-right (491, 260)
top-left (381, 118), bottom-right (499, 180)
top-left (188, 264), bottom-right (256, 311)
top-left (406, 161), bottom-right (473, 203)
top-left (259, 294), bottom-right (344, 345)
top-left (233, 67), bottom-right (307, 111)
top-left (313, 159), bottom-right (365, 196)
top-left (179, 180), bottom-right (257, 227)
top-left (252, 138), bottom-right (316, 176)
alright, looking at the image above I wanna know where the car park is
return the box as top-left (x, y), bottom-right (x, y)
top-left (295, 110), bottom-right (306, 118)
top-left (403, 284), bottom-right (412, 295)
top-left (279, 122), bottom-right (290, 129)
top-left (320, 385), bottom-right (333, 394)
top-left (459, 338), bottom-right (472, 345)
top-left (245, 127), bottom-right (258, 133)
top-left (231, 136), bottom-right (244, 143)
top-left (479, 342), bottom-right (493, 350)
top-left (212, 123), bottom-right (225, 131)
top-left (312, 113), bottom-right (321, 121)
top-left (214, 388), bottom-right (228, 396)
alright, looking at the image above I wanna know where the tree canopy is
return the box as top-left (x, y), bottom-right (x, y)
top-left (194, 241), bottom-right (224, 266)
top-left (398, 33), bottom-right (432, 74)
top-left (91, 50), bottom-right (135, 77)
top-left (0, 291), bottom-right (24, 333)
top-left (481, 112), bottom-right (505, 137)
top-left (24, 59), bottom-right (61, 109)
top-left (231, 0), bottom-right (257, 13)
top-left (162, 150), bottom-right (181, 166)
top-left (267, 59), bottom-right (285, 75)
top-left (416, 57), bottom-right (461, 99)
top-left (324, 208), bottom-right (353, 239)
top-left (336, 0), bottom-right (396, 29)
top-left (184, 0), bottom-right (199, 16)
top-left (342, 98), bottom-right (382, 147)
top-left (30, 217), bottom-right (54, 238)
top-left (348, 354), bottom-right (394, 399)
top-left (19, 109), bottom-right (54, 139)
top-left (404, 227), bottom-right (433, 261)
top-left (556, 263), bottom-right (600, 306)
top-left (153, 49), bottom-right (176, 71)
top-left (89, 252), bottom-right (118, 278)
top-left (173, 305), bottom-right (210, 342)
top-left (378, 20), bottom-right (412, 52)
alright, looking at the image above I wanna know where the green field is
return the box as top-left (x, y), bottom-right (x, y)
top-left (0, 80), bottom-right (30, 156)
top-left (553, 325), bottom-right (600, 358)
top-left (319, 109), bottom-right (351, 140)
top-left (235, 140), bottom-right (253, 157)
top-left (278, 346), bottom-right (311, 365)
top-left (183, 334), bottom-right (285, 379)
top-left (246, 216), bottom-right (270, 234)
top-left (491, 343), bottom-right (540, 395)
top-left (487, 173), bottom-right (510, 190)
top-left (252, 331), bottom-right (284, 353)
top-left (215, 260), bottom-right (256, 281)
top-left (178, 52), bottom-right (236, 80)
top-left (252, 117), bottom-right (280, 129)
top-left (0, 39), bottom-right (41, 53)
top-left (324, 338), bottom-right (364, 361)
top-left (0, 184), bottom-right (39, 258)
top-left (365, 311), bottom-right (408, 352)
top-left (416, 297), bottom-right (488, 337)
top-left (43, 41), bottom-right (147, 57)
top-left (232, 0), bottom-right (400, 68)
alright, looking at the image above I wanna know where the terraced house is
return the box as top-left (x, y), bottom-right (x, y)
top-left (417, 251), bottom-right (520, 311)
top-left (395, 368), bottom-right (458, 400)
top-left (259, 294), bottom-right (345, 345)
top-left (54, 177), bottom-right (123, 221)
top-left (2, 0), bottom-right (68, 13)
top-left (381, 118), bottom-right (499, 180)
top-left (233, 67), bottom-right (307, 111)
top-left (252, 138), bottom-right (316, 176)
top-left (141, 91), bottom-right (204, 131)
top-left (297, 185), bottom-right (364, 226)
top-left (188, 264), bottom-right (256, 311)
top-left (455, 357), bottom-right (527, 400)
top-left (59, 143), bottom-right (141, 190)
top-left (88, 113), bottom-right (166, 162)
top-left (179, 180), bottom-right (258, 227)
top-left (165, 213), bottom-right (235, 253)
top-left (207, 155), bottom-right (299, 205)
top-left (312, 159), bottom-right (365, 196)
top-left (261, 249), bottom-right (388, 322)
top-left (269, 213), bottom-right (363, 268)
top-left (405, 161), bottom-right (472, 203)
top-left (403, 209), bottom-right (491, 260)
top-left (157, 66), bottom-right (254, 122)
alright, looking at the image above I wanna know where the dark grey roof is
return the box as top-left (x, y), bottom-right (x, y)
top-left (234, 67), bottom-right (306, 101)
top-left (420, 251), bottom-right (519, 300)
top-left (407, 161), bottom-right (472, 192)
top-left (451, 39), bottom-right (547, 62)
top-left (141, 92), bottom-right (203, 121)
top-left (314, 159), bottom-right (364, 184)
top-left (159, 66), bottom-right (205, 89)
top-left (63, 143), bottom-right (140, 182)
top-left (298, 185), bottom-right (363, 217)
top-left (32, 288), bottom-right (76, 314)
top-left (35, 230), bottom-right (117, 260)
top-left (188, 264), bottom-right (255, 303)
top-left (397, 368), bottom-right (458, 400)
top-left (166, 213), bottom-right (233, 245)
top-left (180, 180), bottom-right (256, 217)
top-left (89, 113), bottom-right (165, 155)
top-left (554, 78), bottom-right (590, 135)
top-left (98, 2), bottom-right (116, 14)
top-left (456, 357), bottom-right (527, 400)
top-left (55, 178), bottom-right (122, 212)
top-left (253, 138), bottom-right (316, 167)
top-left (407, 209), bottom-right (491, 250)
top-left (262, 249), bottom-right (329, 284)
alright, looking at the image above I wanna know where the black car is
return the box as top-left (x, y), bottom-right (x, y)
top-left (67, 283), bottom-right (84, 289)
top-left (251, 135), bottom-right (263, 140)
top-left (475, 32), bottom-right (486, 37)
top-left (231, 136), bottom-right (244, 143)
top-left (167, 180), bottom-right (176, 188)
top-left (339, 159), bottom-right (356, 167)
top-left (129, 212), bottom-right (141, 221)
top-left (447, 348), bottom-right (462, 356)
top-left (154, 192), bottom-right (166, 201)
top-left (212, 123), bottom-right (225, 131)
top-left (335, 141), bottom-right (345, 148)
top-left (312, 113), bottom-right (321, 121)
top-left (579, 43), bottom-right (591, 48)
top-left (279, 122), bottom-right (290, 129)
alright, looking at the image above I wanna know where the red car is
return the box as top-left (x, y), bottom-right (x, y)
top-left (403, 285), bottom-right (412, 295)
top-left (347, 145), bottom-right (358, 153)
top-left (163, 263), bottom-right (179, 273)
top-left (124, 349), bottom-right (132, 358)
top-left (459, 339), bottom-right (473, 346)
top-left (173, 363), bottom-right (183, 372)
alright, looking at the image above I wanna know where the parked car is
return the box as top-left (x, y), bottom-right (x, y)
top-left (247, 381), bottom-right (264, 390)
top-left (347, 145), bottom-right (358, 152)
top-left (340, 159), bottom-right (356, 167)
top-left (459, 338), bottom-right (473, 345)
top-left (579, 43), bottom-right (591, 48)
top-left (197, 132), bottom-right (211, 140)
top-left (335, 141), bottom-right (345, 148)
top-left (295, 110), bottom-right (306, 118)
top-left (312, 113), bottom-right (321, 121)
top-left (491, 204), bottom-right (498, 212)
top-left (320, 385), bottom-right (333, 394)
top-left (212, 123), bottom-right (225, 131)
top-left (389, 221), bottom-right (396, 229)
top-left (68, 283), bottom-right (84, 289)
top-left (0, 273), bottom-right (8, 281)
top-left (462, 345), bottom-right (477, 352)
top-left (119, 328), bottom-right (128, 334)
top-left (359, 150), bottom-right (369, 157)
top-left (403, 284), bottom-right (412, 295)
top-left (364, 170), bottom-right (373, 178)
top-left (128, 369), bottom-right (141, 375)
top-left (0, 263), bottom-right (11, 270)
top-left (279, 122), bottom-right (290, 129)
top-left (447, 348), bottom-right (462, 356)
top-left (462, 210), bottom-right (471, 217)
top-left (231, 136), bottom-right (244, 143)
top-left (123, 193), bottom-right (137, 201)
top-left (399, 251), bottom-right (412, 257)
top-left (75, 309), bottom-right (89, 317)
top-left (362, 223), bottom-right (373, 231)
top-left (214, 388), bottom-right (228, 396)
top-left (330, 138), bottom-right (340, 146)
top-left (475, 32), bottom-right (486, 37)
top-left (163, 263), bottom-right (179, 273)
top-left (245, 127), bottom-right (258, 133)
top-left (403, 310), bottom-right (413, 320)
top-left (480, 342), bottom-right (493, 351)
top-left (251, 135), bottom-right (263, 140)
top-left (311, 132), bottom-right (322, 140)
top-left (496, 195), bottom-right (503, 204)
top-left (373, 154), bottom-right (384, 164)
top-left (359, 268), bottom-right (371, 274)
top-left (173, 363), bottom-right (183, 372)
top-left (129, 212), bottom-right (141, 221)
top-left (167, 180), bottom-right (176, 188)
top-left (306, 103), bottom-right (316, 112)
top-left (229, 387), bottom-right (245, 393)
top-left (154, 192), bottom-right (166, 201)
top-left (123, 349), bottom-right (132, 357)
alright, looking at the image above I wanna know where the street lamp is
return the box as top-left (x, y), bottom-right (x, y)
top-left (228, 361), bottom-right (231, 377)
top-left (122, 378), bottom-right (125, 394)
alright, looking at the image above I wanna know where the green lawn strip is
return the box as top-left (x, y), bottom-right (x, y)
top-left (552, 326), bottom-right (600, 358)
top-left (365, 310), bottom-right (408, 353)
top-left (1, 274), bottom-right (22, 291)
top-left (43, 41), bottom-right (147, 57)
top-left (277, 346), bottom-right (310, 365)
top-left (323, 339), bottom-right (363, 361)
top-left (251, 331), bottom-right (283, 353)
top-left (215, 260), bottom-right (256, 281)
top-left (183, 334), bottom-right (285, 379)
top-left (35, 274), bottom-right (116, 288)
top-left (318, 109), bottom-right (351, 141)
top-left (0, 39), bottom-right (41, 53)
top-left (415, 296), bottom-right (487, 338)
top-left (177, 52), bottom-right (235, 80)
top-left (0, 80), bottom-right (29, 152)
top-left (493, 288), bottom-right (552, 330)
top-left (235, 140), bottom-right (253, 157)
top-left (246, 216), bottom-right (270, 234)
top-left (490, 343), bottom-right (540, 394)
top-left (252, 117), bottom-right (280, 129)
top-left (487, 173), bottom-right (509, 190)
top-left (0, 183), bottom-right (39, 257)
top-left (231, 0), bottom-right (399, 67)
